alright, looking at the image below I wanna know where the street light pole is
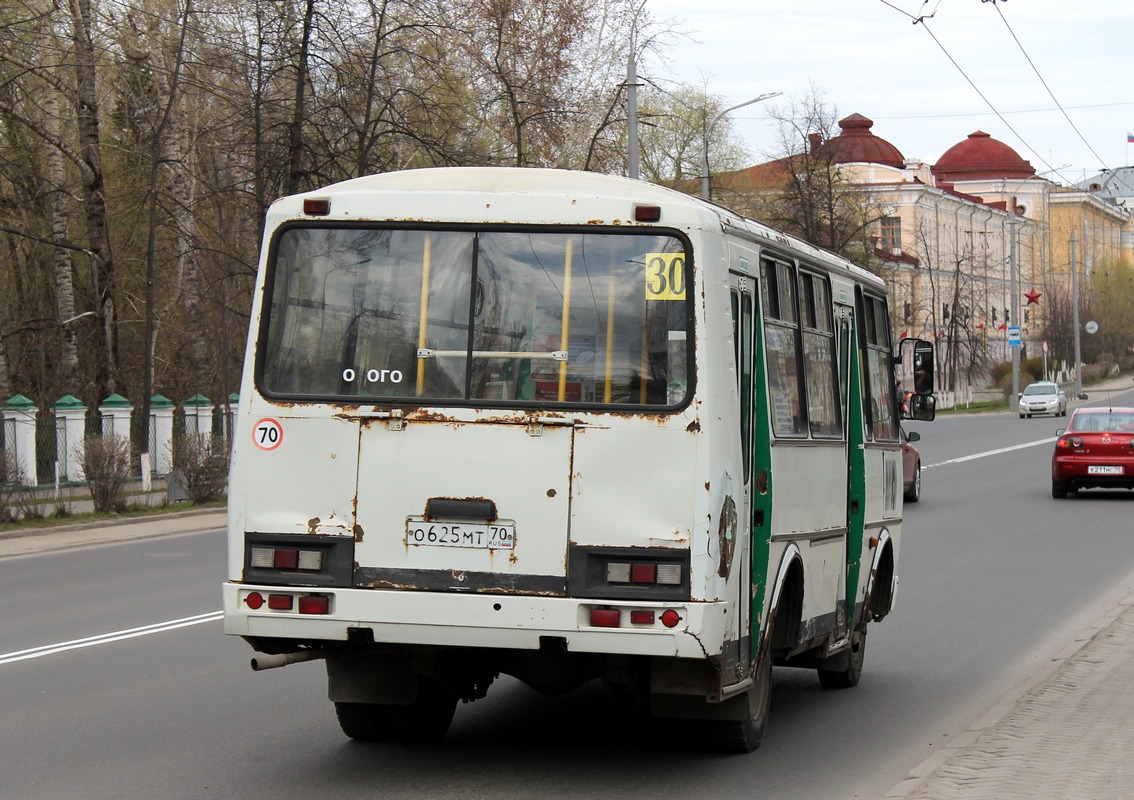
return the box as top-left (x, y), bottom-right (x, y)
top-left (1009, 202), bottom-right (1020, 412)
top-left (701, 92), bottom-right (780, 201)
top-left (1071, 230), bottom-right (1082, 399)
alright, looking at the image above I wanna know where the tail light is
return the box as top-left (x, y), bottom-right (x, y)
top-left (568, 546), bottom-right (689, 601)
top-left (607, 561), bottom-right (682, 586)
top-left (249, 547), bottom-right (324, 571)
top-left (1057, 436), bottom-right (1082, 448)
top-left (244, 591), bottom-right (331, 615)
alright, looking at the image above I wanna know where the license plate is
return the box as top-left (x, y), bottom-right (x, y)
top-left (405, 518), bottom-right (515, 549)
top-left (1087, 465), bottom-right (1123, 475)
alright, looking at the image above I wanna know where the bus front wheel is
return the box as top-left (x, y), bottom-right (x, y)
top-left (818, 629), bottom-right (866, 689)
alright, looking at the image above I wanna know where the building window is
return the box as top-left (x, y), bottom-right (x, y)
top-left (879, 216), bottom-right (902, 253)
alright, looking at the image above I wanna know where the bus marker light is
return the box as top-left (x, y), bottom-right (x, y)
top-left (268, 594), bottom-right (294, 610)
top-left (590, 608), bottom-right (621, 627)
top-left (299, 595), bottom-right (330, 615)
top-left (245, 592), bottom-right (265, 610)
top-left (660, 610), bottom-right (681, 628)
top-left (303, 198), bottom-right (330, 216)
top-left (250, 548), bottom-right (274, 568)
top-left (629, 610), bottom-right (655, 625)
top-left (634, 204), bottom-right (662, 222)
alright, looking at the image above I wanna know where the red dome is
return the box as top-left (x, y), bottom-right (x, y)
top-left (933, 131), bottom-right (1034, 182)
top-left (817, 114), bottom-right (905, 168)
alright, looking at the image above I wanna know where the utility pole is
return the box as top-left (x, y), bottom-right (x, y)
top-left (626, 46), bottom-right (639, 179)
top-left (1071, 231), bottom-right (1082, 399)
top-left (1008, 201), bottom-right (1020, 412)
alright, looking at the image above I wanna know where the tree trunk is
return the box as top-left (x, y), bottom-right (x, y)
top-left (68, 0), bottom-right (118, 398)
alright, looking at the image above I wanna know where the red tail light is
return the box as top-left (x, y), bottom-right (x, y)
top-left (590, 608), bottom-right (621, 627)
top-left (298, 595), bottom-right (331, 615)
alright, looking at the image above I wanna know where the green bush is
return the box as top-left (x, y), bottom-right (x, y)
top-left (82, 435), bottom-right (132, 513)
top-left (0, 451), bottom-right (31, 522)
top-left (171, 434), bottom-right (229, 505)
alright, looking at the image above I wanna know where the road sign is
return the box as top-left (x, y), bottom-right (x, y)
top-left (1007, 326), bottom-right (1022, 346)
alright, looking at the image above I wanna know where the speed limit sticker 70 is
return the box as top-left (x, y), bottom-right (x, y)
top-left (253, 418), bottom-right (283, 451)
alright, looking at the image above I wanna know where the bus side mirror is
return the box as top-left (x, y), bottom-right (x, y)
top-left (896, 337), bottom-right (935, 396)
top-left (906, 392), bottom-right (936, 422)
top-left (912, 340), bottom-right (934, 395)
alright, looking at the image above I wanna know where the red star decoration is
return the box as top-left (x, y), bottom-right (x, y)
top-left (1024, 289), bottom-right (1042, 305)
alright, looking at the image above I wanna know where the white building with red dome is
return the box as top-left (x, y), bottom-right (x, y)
top-left (724, 114), bottom-right (1132, 394)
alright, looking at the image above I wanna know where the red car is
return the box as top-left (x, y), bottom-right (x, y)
top-left (901, 426), bottom-right (922, 503)
top-left (1051, 407), bottom-right (1134, 498)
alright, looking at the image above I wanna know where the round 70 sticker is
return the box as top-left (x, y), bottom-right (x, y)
top-left (253, 418), bottom-right (284, 451)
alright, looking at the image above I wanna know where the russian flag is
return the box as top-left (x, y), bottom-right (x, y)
top-left (1128, 132), bottom-right (1134, 143)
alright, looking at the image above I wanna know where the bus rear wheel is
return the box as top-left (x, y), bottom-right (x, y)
top-left (712, 644), bottom-right (772, 753)
top-left (334, 678), bottom-right (457, 742)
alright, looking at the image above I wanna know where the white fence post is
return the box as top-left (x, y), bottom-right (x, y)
top-left (53, 394), bottom-right (88, 482)
top-left (99, 394), bottom-right (134, 440)
top-left (2, 394), bottom-right (39, 486)
top-left (151, 395), bottom-right (175, 476)
top-left (183, 394), bottom-right (214, 437)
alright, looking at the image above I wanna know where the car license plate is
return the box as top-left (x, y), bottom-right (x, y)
top-left (405, 518), bottom-right (515, 549)
top-left (1087, 465), bottom-right (1123, 475)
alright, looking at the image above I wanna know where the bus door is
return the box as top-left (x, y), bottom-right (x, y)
top-left (836, 300), bottom-right (862, 642)
top-left (729, 245), bottom-right (763, 669)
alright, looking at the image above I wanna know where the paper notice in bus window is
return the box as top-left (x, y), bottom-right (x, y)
top-left (644, 253), bottom-right (686, 300)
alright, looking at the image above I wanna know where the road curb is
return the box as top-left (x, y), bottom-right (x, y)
top-left (0, 506), bottom-right (226, 542)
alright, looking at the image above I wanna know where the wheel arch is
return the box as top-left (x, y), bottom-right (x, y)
top-left (864, 528), bottom-right (896, 623)
top-left (765, 545), bottom-right (804, 657)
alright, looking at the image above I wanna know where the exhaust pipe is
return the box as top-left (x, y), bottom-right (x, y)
top-left (250, 650), bottom-right (327, 671)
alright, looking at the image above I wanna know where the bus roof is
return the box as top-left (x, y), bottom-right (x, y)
top-left (270, 167), bottom-right (884, 291)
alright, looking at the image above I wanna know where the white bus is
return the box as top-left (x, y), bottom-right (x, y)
top-left (223, 167), bottom-right (935, 752)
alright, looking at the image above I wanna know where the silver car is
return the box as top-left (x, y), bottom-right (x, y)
top-left (1018, 381), bottom-right (1067, 418)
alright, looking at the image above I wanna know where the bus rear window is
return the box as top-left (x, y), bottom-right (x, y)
top-left (258, 227), bottom-right (692, 408)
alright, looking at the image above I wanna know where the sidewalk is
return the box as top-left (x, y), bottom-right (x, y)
top-left (885, 592), bottom-right (1134, 799)
top-left (0, 507), bottom-right (226, 558)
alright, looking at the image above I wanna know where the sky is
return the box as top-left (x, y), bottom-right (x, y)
top-left (642, 0), bottom-right (1134, 187)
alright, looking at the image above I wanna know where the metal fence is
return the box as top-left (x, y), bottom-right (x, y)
top-left (2, 400), bottom-right (236, 489)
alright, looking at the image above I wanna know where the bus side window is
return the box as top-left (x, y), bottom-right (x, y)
top-left (761, 259), bottom-right (805, 437)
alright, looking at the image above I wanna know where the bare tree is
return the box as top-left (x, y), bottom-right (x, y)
top-left (754, 89), bottom-right (880, 262)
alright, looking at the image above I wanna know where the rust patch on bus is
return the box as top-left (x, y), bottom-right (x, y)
top-left (353, 524), bottom-right (365, 543)
top-left (307, 517), bottom-right (320, 534)
top-left (686, 419), bottom-right (701, 433)
top-left (717, 496), bottom-right (737, 578)
top-left (547, 488), bottom-right (557, 498)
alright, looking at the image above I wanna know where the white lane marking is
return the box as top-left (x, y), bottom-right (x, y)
top-left (0, 611), bottom-right (223, 665)
top-left (925, 437), bottom-right (1057, 469)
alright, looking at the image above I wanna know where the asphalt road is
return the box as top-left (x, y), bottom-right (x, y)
top-left (2, 387), bottom-right (1133, 800)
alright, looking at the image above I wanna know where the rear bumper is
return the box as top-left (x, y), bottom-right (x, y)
top-left (223, 582), bottom-right (729, 660)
